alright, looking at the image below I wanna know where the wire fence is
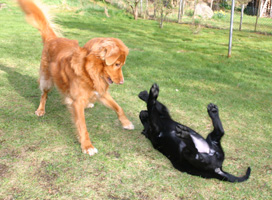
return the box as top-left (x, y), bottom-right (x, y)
top-left (108, 0), bottom-right (272, 35)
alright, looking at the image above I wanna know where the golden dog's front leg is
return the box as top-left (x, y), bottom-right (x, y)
top-left (99, 92), bottom-right (134, 130)
top-left (72, 100), bottom-right (98, 156)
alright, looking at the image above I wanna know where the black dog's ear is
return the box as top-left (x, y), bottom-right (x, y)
top-left (138, 91), bottom-right (149, 102)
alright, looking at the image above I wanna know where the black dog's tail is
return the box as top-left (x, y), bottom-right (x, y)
top-left (138, 90), bottom-right (149, 102)
top-left (215, 167), bottom-right (251, 182)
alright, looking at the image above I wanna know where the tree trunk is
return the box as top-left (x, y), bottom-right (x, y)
top-left (178, 0), bottom-right (183, 23)
top-left (154, 2), bottom-right (157, 18)
top-left (140, 0), bottom-right (143, 17)
top-left (239, 4), bottom-right (244, 31)
top-left (255, 0), bottom-right (262, 31)
top-left (182, 0), bottom-right (185, 16)
top-left (134, 5), bottom-right (138, 20)
top-left (210, 0), bottom-right (214, 9)
top-left (270, 0), bottom-right (272, 17)
top-left (104, 7), bottom-right (110, 17)
top-left (160, 9), bottom-right (164, 28)
top-left (145, 0), bottom-right (149, 19)
top-left (193, 0), bottom-right (198, 19)
top-left (260, 0), bottom-right (268, 17)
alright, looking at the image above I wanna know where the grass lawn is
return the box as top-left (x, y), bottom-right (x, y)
top-left (0, 0), bottom-right (271, 199)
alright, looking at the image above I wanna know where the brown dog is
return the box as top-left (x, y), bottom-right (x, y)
top-left (18, 0), bottom-right (134, 156)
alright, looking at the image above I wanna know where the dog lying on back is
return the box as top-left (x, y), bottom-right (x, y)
top-left (139, 83), bottom-right (251, 182)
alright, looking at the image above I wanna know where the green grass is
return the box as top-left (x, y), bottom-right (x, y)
top-left (0, 0), bottom-right (272, 199)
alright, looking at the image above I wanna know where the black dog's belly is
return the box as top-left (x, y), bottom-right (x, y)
top-left (157, 130), bottom-right (183, 156)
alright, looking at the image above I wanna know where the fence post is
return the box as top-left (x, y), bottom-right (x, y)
top-left (228, 0), bottom-right (235, 57)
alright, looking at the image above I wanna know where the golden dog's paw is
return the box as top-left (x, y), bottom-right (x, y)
top-left (86, 103), bottom-right (94, 108)
top-left (83, 147), bottom-right (98, 156)
top-left (123, 122), bottom-right (134, 130)
top-left (35, 109), bottom-right (45, 116)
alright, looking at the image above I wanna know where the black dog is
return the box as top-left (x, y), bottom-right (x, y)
top-left (139, 83), bottom-right (251, 182)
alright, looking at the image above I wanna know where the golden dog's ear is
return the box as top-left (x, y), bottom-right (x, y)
top-left (100, 45), bottom-right (120, 66)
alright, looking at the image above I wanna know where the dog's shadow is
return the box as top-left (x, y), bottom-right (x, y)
top-left (0, 64), bottom-right (60, 111)
top-left (1, 64), bottom-right (40, 106)
top-left (0, 63), bottom-right (75, 140)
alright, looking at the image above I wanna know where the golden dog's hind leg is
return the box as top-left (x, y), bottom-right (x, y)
top-left (99, 92), bottom-right (134, 130)
top-left (71, 100), bottom-right (98, 156)
top-left (35, 89), bottom-right (50, 116)
top-left (35, 66), bottom-right (53, 116)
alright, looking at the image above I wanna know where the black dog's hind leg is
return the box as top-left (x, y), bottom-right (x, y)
top-left (206, 103), bottom-right (225, 144)
top-left (206, 103), bottom-right (251, 182)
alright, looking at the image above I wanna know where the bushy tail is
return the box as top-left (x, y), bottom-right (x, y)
top-left (215, 167), bottom-right (251, 183)
top-left (17, 0), bottom-right (58, 43)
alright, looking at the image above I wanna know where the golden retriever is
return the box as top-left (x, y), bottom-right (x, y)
top-left (17, 0), bottom-right (134, 156)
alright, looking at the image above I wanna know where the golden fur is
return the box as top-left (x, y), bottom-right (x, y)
top-left (18, 0), bottom-right (134, 156)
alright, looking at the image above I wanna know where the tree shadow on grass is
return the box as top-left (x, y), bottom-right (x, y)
top-left (58, 18), bottom-right (135, 40)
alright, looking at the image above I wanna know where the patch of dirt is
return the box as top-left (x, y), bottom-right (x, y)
top-left (106, 151), bottom-right (121, 158)
top-left (0, 129), bottom-right (4, 136)
top-left (23, 143), bottom-right (40, 152)
top-left (35, 160), bottom-right (61, 195)
top-left (37, 161), bottom-right (59, 183)
top-left (107, 194), bottom-right (130, 200)
top-left (0, 148), bottom-right (21, 158)
top-left (2, 195), bottom-right (14, 200)
top-left (136, 191), bottom-right (150, 199)
top-left (0, 139), bottom-right (6, 145)
top-left (0, 163), bottom-right (9, 177)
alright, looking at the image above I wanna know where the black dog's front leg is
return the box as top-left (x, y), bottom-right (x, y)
top-left (147, 84), bottom-right (160, 133)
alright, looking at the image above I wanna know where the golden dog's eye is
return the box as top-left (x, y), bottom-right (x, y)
top-left (115, 63), bottom-right (121, 67)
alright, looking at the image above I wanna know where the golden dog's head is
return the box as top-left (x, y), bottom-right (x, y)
top-left (84, 38), bottom-right (129, 85)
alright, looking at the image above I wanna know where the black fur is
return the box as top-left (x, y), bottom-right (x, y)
top-left (139, 83), bottom-right (251, 182)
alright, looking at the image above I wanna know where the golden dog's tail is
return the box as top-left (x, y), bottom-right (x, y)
top-left (17, 0), bottom-right (59, 43)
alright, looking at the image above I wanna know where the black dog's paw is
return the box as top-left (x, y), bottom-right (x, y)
top-left (138, 91), bottom-right (149, 102)
top-left (176, 124), bottom-right (190, 139)
top-left (207, 103), bottom-right (219, 118)
top-left (150, 83), bottom-right (159, 99)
